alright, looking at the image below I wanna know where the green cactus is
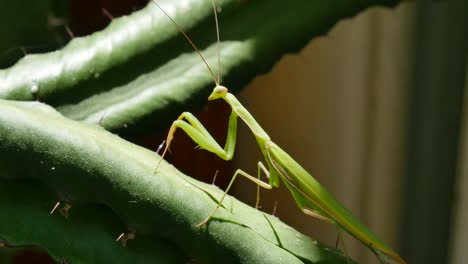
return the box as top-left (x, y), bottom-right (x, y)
top-left (0, 0), bottom-right (400, 263)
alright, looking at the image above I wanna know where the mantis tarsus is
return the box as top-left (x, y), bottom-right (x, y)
top-left (153, 1), bottom-right (405, 263)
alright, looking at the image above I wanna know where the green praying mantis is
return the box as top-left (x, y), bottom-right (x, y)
top-left (153, 1), bottom-right (406, 263)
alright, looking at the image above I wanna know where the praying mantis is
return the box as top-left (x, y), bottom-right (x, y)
top-left (153, 1), bottom-right (406, 263)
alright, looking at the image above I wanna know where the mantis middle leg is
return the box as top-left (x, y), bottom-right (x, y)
top-left (197, 161), bottom-right (272, 227)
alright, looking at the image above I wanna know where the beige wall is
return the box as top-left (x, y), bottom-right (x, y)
top-left (232, 3), bottom-right (414, 263)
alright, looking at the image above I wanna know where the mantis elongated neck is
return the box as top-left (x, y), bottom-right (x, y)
top-left (224, 93), bottom-right (271, 141)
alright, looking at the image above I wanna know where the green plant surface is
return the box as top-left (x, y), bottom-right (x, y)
top-left (0, 99), bottom-right (353, 263)
top-left (0, 0), bottom-right (400, 136)
top-left (0, 0), bottom-right (64, 69)
top-left (0, 180), bottom-right (185, 264)
top-left (0, 0), bottom-right (405, 262)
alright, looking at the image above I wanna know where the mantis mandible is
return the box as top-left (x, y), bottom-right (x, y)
top-left (153, 1), bottom-right (405, 263)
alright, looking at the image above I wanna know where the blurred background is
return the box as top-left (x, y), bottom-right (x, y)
top-left (234, 2), bottom-right (466, 263)
top-left (0, 0), bottom-right (466, 263)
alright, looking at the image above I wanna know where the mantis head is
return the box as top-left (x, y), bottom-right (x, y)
top-left (208, 85), bottom-right (228, 100)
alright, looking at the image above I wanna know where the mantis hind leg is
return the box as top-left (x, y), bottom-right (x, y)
top-left (301, 204), bottom-right (351, 263)
top-left (287, 186), bottom-right (334, 224)
top-left (335, 227), bottom-right (351, 264)
top-left (255, 161), bottom-right (269, 208)
top-left (302, 208), bottom-right (334, 224)
top-left (197, 161), bottom-right (272, 227)
top-left (294, 195), bottom-right (351, 262)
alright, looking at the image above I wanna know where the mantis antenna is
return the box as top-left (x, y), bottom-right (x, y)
top-left (210, 0), bottom-right (221, 84)
top-left (150, 0), bottom-right (220, 86)
top-left (152, 0), bottom-right (223, 171)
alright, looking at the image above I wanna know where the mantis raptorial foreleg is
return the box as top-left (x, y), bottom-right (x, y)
top-left (157, 109), bottom-right (270, 226)
top-left (156, 111), bottom-right (238, 171)
top-left (196, 162), bottom-right (273, 227)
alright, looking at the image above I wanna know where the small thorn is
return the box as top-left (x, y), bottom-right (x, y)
top-left (211, 170), bottom-right (219, 185)
top-left (116, 230), bottom-right (136, 247)
top-left (50, 200), bottom-right (72, 218)
top-left (64, 25), bottom-right (75, 39)
top-left (272, 201), bottom-right (279, 216)
top-left (155, 140), bottom-right (166, 155)
top-left (116, 232), bottom-right (125, 242)
top-left (335, 233), bottom-right (340, 249)
top-left (97, 112), bottom-right (107, 126)
top-left (154, 139), bottom-right (172, 173)
top-left (30, 81), bottom-right (40, 101)
top-left (101, 8), bottom-right (114, 20)
top-left (50, 201), bottom-right (61, 215)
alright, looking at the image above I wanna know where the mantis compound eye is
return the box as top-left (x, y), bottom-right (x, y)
top-left (208, 86), bottom-right (228, 100)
